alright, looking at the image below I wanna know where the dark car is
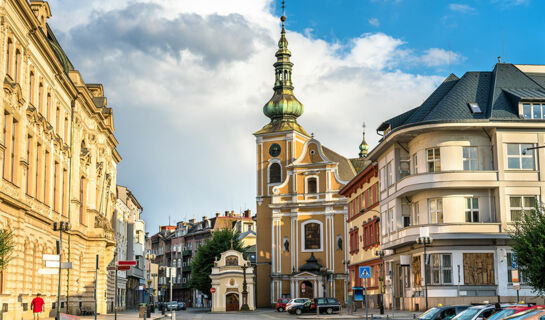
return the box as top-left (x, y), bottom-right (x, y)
top-left (276, 298), bottom-right (290, 312)
top-left (176, 302), bottom-right (186, 311)
top-left (418, 306), bottom-right (471, 320)
top-left (288, 298), bottom-right (340, 315)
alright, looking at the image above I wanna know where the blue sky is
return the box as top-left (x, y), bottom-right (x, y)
top-left (48, 0), bottom-right (545, 232)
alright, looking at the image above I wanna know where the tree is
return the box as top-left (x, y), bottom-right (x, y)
top-left (0, 228), bottom-right (15, 291)
top-left (510, 205), bottom-right (545, 294)
top-left (189, 229), bottom-right (243, 296)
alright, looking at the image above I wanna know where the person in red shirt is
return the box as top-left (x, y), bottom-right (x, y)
top-left (31, 293), bottom-right (45, 320)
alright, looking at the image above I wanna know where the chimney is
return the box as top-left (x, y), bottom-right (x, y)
top-left (244, 210), bottom-right (251, 218)
top-left (225, 211), bottom-right (229, 217)
top-left (216, 212), bottom-right (220, 217)
top-left (231, 210), bottom-right (235, 217)
top-left (189, 219), bottom-right (195, 224)
top-left (30, 1), bottom-right (52, 36)
top-left (202, 216), bottom-right (208, 221)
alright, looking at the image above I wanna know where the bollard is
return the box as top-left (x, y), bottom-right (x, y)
top-left (413, 314), bottom-right (416, 319)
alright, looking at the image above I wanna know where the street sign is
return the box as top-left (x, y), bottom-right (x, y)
top-left (513, 282), bottom-right (521, 290)
top-left (38, 268), bottom-right (58, 275)
top-left (45, 261), bottom-right (73, 269)
top-left (359, 266), bottom-right (371, 279)
top-left (511, 254), bottom-right (518, 270)
top-left (107, 266), bottom-right (116, 271)
top-left (43, 254), bottom-right (59, 261)
top-left (117, 265), bottom-right (131, 271)
top-left (118, 260), bottom-right (137, 266)
top-left (210, 288), bottom-right (216, 293)
top-left (511, 270), bottom-right (519, 283)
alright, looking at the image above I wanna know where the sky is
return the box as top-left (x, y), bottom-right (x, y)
top-left (45, 0), bottom-right (545, 233)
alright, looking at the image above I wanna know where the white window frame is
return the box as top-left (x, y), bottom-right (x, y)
top-left (426, 148), bottom-right (441, 173)
top-left (508, 195), bottom-right (537, 221)
top-left (301, 220), bottom-right (323, 252)
top-left (388, 208), bottom-right (394, 233)
top-left (428, 198), bottom-right (443, 224)
top-left (522, 103), bottom-right (545, 119)
top-left (267, 159), bottom-right (283, 185)
top-left (463, 146), bottom-right (478, 170)
top-left (386, 161), bottom-right (393, 186)
top-left (379, 167), bottom-right (386, 191)
top-left (426, 253), bottom-right (452, 285)
top-left (465, 197), bottom-right (480, 222)
top-left (412, 153), bottom-right (418, 174)
top-left (305, 175), bottom-right (319, 194)
top-left (506, 143), bottom-right (535, 170)
top-left (412, 201), bottom-right (420, 225)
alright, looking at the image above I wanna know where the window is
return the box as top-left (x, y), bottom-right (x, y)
top-left (38, 82), bottom-right (44, 114)
top-left (468, 102), bottom-right (482, 113)
top-left (412, 202), bottom-right (420, 225)
top-left (428, 198), bottom-right (443, 224)
top-left (463, 147), bottom-right (478, 170)
top-left (522, 103), bottom-right (545, 119)
top-left (379, 167), bottom-right (385, 190)
top-left (465, 197), bottom-right (479, 222)
top-left (35, 143), bottom-right (41, 198)
top-left (44, 150), bottom-right (50, 203)
top-left (412, 153), bottom-right (418, 174)
top-left (509, 196), bottom-right (536, 221)
top-left (307, 177), bottom-right (317, 194)
top-left (80, 176), bottom-right (86, 225)
top-left (26, 135), bottom-right (31, 194)
top-left (386, 161), bottom-right (393, 186)
top-left (62, 168), bottom-right (68, 215)
top-left (388, 208), bottom-right (394, 233)
top-left (269, 162), bottom-right (281, 184)
top-left (6, 38), bottom-right (13, 76)
top-left (507, 144), bottom-right (534, 170)
top-left (427, 148), bottom-right (441, 172)
top-left (426, 253), bottom-right (452, 284)
top-left (303, 222), bottom-right (321, 250)
top-left (29, 72), bottom-right (35, 105)
top-left (507, 252), bottom-right (527, 283)
top-left (55, 107), bottom-right (60, 133)
top-left (10, 118), bottom-right (17, 183)
top-left (14, 49), bottom-right (21, 83)
top-left (53, 162), bottom-right (59, 212)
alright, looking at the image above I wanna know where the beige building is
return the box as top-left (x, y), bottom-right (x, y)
top-left (368, 63), bottom-right (545, 311)
top-left (210, 248), bottom-right (255, 312)
top-left (0, 0), bottom-right (121, 318)
top-left (254, 15), bottom-right (361, 307)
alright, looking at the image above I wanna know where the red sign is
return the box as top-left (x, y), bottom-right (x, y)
top-left (117, 265), bottom-right (131, 271)
top-left (118, 260), bottom-right (137, 266)
top-left (210, 288), bottom-right (216, 293)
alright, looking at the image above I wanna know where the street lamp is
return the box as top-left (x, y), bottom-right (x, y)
top-left (240, 263), bottom-right (250, 311)
top-left (375, 250), bottom-right (385, 315)
top-left (416, 236), bottom-right (432, 310)
top-left (342, 259), bottom-right (350, 312)
top-left (53, 221), bottom-right (70, 320)
top-left (145, 253), bottom-right (156, 304)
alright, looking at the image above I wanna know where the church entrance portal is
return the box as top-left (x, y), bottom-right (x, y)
top-left (300, 281), bottom-right (313, 299)
top-left (226, 293), bottom-right (239, 311)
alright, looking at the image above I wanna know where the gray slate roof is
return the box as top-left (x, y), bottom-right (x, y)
top-left (378, 64), bottom-right (545, 134)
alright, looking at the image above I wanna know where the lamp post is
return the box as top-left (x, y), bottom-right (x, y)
top-left (318, 267), bottom-right (332, 315)
top-left (240, 263), bottom-right (250, 311)
top-left (416, 236), bottom-right (432, 310)
top-left (342, 259), bottom-right (350, 312)
top-left (375, 250), bottom-right (385, 315)
top-left (53, 221), bottom-right (70, 320)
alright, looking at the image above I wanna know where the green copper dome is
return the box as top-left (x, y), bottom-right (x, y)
top-left (263, 16), bottom-right (304, 122)
top-left (359, 122), bottom-right (369, 158)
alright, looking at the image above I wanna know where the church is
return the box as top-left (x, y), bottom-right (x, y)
top-left (254, 14), bottom-right (365, 307)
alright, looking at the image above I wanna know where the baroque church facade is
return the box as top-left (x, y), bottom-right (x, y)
top-left (254, 15), bottom-right (363, 307)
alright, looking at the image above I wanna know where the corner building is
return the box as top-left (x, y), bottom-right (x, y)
top-left (254, 16), bottom-right (360, 307)
top-left (0, 1), bottom-right (120, 318)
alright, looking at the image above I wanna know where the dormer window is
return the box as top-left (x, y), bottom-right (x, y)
top-left (522, 103), bottom-right (545, 119)
top-left (468, 102), bottom-right (482, 114)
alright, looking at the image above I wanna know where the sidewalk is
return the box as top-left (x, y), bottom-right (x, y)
top-left (298, 309), bottom-right (418, 319)
top-left (43, 310), bottom-right (167, 320)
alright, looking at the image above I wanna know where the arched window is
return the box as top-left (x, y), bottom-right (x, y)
top-left (29, 72), bottom-right (35, 104)
top-left (269, 162), bottom-right (281, 184)
top-left (304, 222), bottom-right (321, 250)
top-left (14, 49), bottom-right (21, 83)
top-left (307, 177), bottom-right (317, 194)
top-left (55, 106), bottom-right (60, 132)
top-left (6, 38), bottom-right (13, 76)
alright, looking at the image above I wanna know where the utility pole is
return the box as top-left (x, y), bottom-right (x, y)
top-left (95, 255), bottom-right (98, 320)
top-left (54, 221), bottom-right (69, 320)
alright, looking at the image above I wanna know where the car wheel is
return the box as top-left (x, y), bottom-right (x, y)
top-left (278, 307), bottom-right (284, 312)
top-left (296, 309), bottom-right (302, 315)
top-left (327, 308), bottom-right (333, 314)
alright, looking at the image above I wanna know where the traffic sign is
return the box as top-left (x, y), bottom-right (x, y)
top-left (511, 270), bottom-right (519, 283)
top-left (43, 254), bottom-right (59, 261)
top-left (117, 265), bottom-right (131, 271)
top-left (118, 260), bottom-right (137, 266)
top-left (38, 268), bottom-right (58, 275)
top-left (359, 266), bottom-right (371, 279)
top-left (511, 254), bottom-right (518, 270)
top-left (210, 288), bottom-right (216, 293)
top-left (45, 261), bottom-right (73, 269)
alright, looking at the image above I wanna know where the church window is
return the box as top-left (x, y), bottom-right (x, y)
top-left (304, 222), bottom-right (321, 250)
top-left (307, 177), bottom-right (317, 194)
top-left (269, 162), bottom-right (281, 184)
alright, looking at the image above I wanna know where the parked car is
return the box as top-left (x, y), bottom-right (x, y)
top-left (418, 306), bottom-right (470, 320)
top-left (176, 302), bottom-right (186, 311)
top-left (452, 305), bottom-right (502, 320)
top-left (166, 301), bottom-right (178, 311)
top-left (286, 298), bottom-right (311, 312)
top-left (288, 298), bottom-right (340, 315)
top-left (504, 309), bottom-right (545, 320)
top-left (276, 298), bottom-right (291, 312)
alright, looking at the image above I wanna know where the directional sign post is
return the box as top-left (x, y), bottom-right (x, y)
top-left (359, 266), bottom-right (371, 320)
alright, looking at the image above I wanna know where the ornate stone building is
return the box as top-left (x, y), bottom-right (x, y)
top-left (0, 0), bottom-right (121, 318)
top-left (254, 15), bottom-right (361, 307)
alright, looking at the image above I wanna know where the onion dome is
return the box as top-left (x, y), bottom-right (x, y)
top-left (359, 122), bottom-right (369, 158)
top-left (298, 253), bottom-right (322, 273)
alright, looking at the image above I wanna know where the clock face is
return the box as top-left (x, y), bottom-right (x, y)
top-left (269, 143), bottom-right (281, 157)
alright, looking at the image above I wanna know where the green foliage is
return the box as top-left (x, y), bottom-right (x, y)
top-left (511, 205), bottom-right (545, 295)
top-left (0, 228), bottom-right (15, 271)
top-left (189, 229), bottom-right (243, 296)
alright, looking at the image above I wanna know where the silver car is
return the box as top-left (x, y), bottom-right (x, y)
top-left (286, 298), bottom-right (311, 312)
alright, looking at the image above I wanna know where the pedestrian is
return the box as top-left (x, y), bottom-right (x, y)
top-left (30, 293), bottom-right (45, 320)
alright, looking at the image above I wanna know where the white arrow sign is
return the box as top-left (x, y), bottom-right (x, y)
top-left (38, 268), bottom-right (57, 275)
top-left (45, 261), bottom-right (73, 269)
top-left (43, 254), bottom-right (60, 261)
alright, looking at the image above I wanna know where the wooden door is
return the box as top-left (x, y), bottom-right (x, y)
top-left (225, 293), bottom-right (239, 311)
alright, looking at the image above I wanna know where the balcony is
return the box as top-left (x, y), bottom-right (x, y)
top-left (182, 250), bottom-right (192, 256)
top-left (134, 243), bottom-right (144, 257)
top-left (127, 267), bottom-right (145, 279)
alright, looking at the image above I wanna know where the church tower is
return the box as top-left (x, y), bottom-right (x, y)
top-left (254, 9), bottom-right (359, 307)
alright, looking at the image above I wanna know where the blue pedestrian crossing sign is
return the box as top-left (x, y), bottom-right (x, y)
top-left (359, 266), bottom-right (371, 279)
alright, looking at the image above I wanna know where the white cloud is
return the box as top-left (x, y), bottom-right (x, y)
top-left (50, 0), bottom-right (450, 230)
top-left (491, 0), bottom-right (529, 7)
top-left (448, 3), bottom-right (477, 14)
top-left (368, 18), bottom-right (380, 27)
top-left (418, 48), bottom-right (465, 67)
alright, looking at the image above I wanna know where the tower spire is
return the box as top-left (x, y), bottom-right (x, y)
top-left (259, 0), bottom-right (307, 136)
top-left (359, 122), bottom-right (369, 158)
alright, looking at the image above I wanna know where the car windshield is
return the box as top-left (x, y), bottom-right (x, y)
top-left (295, 299), bottom-right (307, 303)
top-left (507, 310), bottom-right (545, 320)
top-left (488, 309), bottom-right (518, 320)
top-left (452, 308), bottom-right (483, 320)
top-left (419, 308), bottom-right (442, 320)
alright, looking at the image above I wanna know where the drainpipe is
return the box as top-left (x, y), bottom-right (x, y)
top-left (65, 94), bottom-right (77, 314)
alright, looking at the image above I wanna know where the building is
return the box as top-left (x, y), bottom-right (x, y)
top-left (254, 15), bottom-right (363, 307)
top-left (0, 0), bottom-right (121, 318)
top-left (109, 191), bottom-right (129, 312)
top-left (145, 233), bottom-right (159, 304)
top-left (116, 185), bottom-right (145, 309)
top-left (339, 136), bottom-right (382, 309)
top-left (367, 63), bottom-right (545, 310)
top-left (210, 248), bottom-right (255, 312)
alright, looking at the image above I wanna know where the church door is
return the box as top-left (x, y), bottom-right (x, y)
top-left (300, 281), bottom-right (313, 299)
top-left (226, 293), bottom-right (239, 311)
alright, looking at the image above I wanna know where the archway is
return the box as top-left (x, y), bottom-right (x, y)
top-left (225, 293), bottom-right (239, 311)
top-left (300, 281), bottom-right (313, 299)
